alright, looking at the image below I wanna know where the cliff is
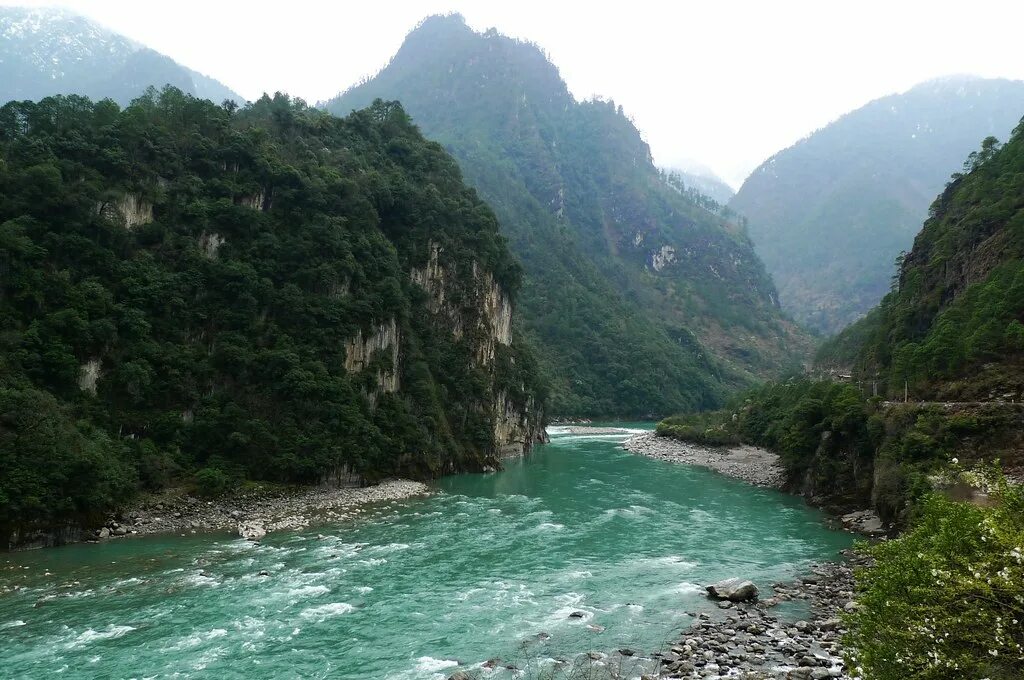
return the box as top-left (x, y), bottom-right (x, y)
top-left (0, 90), bottom-right (546, 546)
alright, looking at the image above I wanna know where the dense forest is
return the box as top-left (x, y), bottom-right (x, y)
top-left (329, 14), bottom-right (808, 416)
top-left (0, 89), bottom-right (545, 538)
top-left (661, 121), bottom-right (1024, 518)
top-left (732, 77), bottom-right (1024, 334)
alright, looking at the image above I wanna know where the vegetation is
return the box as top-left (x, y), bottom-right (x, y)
top-left (0, 88), bottom-right (544, 537)
top-left (846, 468), bottom-right (1024, 679)
top-left (329, 14), bottom-right (808, 416)
top-left (731, 77), bottom-right (1024, 334)
top-left (823, 120), bottom-right (1024, 401)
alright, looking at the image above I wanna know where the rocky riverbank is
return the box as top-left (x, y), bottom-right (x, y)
top-left (90, 479), bottom-right (430, 543)
top-left (646, 549), bottom-right (868, 679)
top-left (622, 432), bottom-right (785, 488)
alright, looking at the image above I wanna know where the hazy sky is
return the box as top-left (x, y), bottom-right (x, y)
top-left (9, 0), bottom-right (1024, 186)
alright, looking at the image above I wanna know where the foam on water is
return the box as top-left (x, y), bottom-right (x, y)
top-left (0, 422), bottom-right (854, 678)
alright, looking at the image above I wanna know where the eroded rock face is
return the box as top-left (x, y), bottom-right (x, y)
top-left (117, 193), bottom-right (153, 228)
top-left (344, 318), bottom-right (400, 403)
top-left (97, 193), bottom-right (153, 228)
top-left (651, 244), bottom-right (676, 271)
top-left (78, 358), bottom-right (101, 395)
top-left (199, 232), bottom-right (225, 259)
top-left (410, 242), bottom-right (544, 456)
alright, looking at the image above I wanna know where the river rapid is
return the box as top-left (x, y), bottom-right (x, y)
top-left (0, 425), bottom-right (853, 678)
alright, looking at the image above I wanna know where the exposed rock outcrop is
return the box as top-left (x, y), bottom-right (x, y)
top-left (411, 242), bottom-right (545, 456)
top-left (78, 358), bottom-right (101, 395)
top-left (344, 318), bottom-right (400, 403)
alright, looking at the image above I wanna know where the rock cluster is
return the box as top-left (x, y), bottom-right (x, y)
top-left (837, 510), bottom-right (886, 536)
top-left (653, 551), bottom-right (869, 679)
top-left (90, 479), bottom-right (430, 542)
top-left (622, 433), bottom-right (785, 488)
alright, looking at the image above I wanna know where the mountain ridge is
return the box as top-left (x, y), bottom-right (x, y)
top-left (0, 7), bottom-right (244, 105)
top-left (731, 75), bottom-right (1024, 334)
top-left (328, 14), bottom-right (809, 416)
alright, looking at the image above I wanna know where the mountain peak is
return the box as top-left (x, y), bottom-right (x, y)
top-left (0, 5), bottom-right (242, 105)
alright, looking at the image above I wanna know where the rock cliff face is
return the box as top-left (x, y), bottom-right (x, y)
top-left (410, 242), bottom-right (545, 456)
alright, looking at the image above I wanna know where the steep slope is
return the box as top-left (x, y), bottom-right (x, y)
top-left (822, 122), bottom-right (1024, 400)
top-left (732, 76), bottom-right (1024, 334)
top-left (663, 166), bottom-right (735, 205)
top-left (0, 90), bottom-right (545, 540)
top-left (0, 7), bottom-right (243, 105)
top-left (328, 14), bottom-right (808, 416)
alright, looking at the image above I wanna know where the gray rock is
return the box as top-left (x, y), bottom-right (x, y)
top-left (706, 578), bottom-right (759, 602)
top-left (98, 527), bottom-right (110, 539)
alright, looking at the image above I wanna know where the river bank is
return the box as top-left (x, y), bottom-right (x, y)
top-left (648, 550), bottom-right (866, 679)
top-left (622, 432), bottom-right (785, 488)
top-left (70, 479), bottom-right (431, 547)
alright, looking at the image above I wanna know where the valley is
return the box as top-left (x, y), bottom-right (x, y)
top-left (1, 4), bottom-right (1023, 679)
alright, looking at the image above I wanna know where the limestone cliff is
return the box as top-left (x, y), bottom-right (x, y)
top-left (411, 241), bottom-right (545, 457)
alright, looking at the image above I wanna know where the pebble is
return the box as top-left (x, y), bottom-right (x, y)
top-left (621, 433), bottom-right (784, 488)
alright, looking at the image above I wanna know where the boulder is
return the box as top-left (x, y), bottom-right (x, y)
top-left (97, 527), bottom-right (110, 539)
top-left (706, 578), bottom-right (759, 602)
top-left (447, 673), bottom-right (473, 680)
top-left (238, 521), bottom-right (266, 541)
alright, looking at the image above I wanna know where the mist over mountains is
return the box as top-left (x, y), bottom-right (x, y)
top-left (0, 7), bottom-right (243, 106)
top-left (731, 75), bottom-right (1024, 334)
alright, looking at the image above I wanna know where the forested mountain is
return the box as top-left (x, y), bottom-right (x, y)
top-left (0, 90), bottom-right (545, 539)
top-left (0, 7), bottom-right (243, 106)
top-left (328, 14), bottom-right (808, 416)
top-left (663, 166), bottom-right (735, 205)
top-left (820, 122), bottom-right (1024, 400)
top-left (731, 76), bottom-right (1024, 334)
top-left (661, 121), bottom-right (1024, 535)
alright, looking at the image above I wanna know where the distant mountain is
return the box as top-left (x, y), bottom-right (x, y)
top-left (328, 15), bottom-right (808, 416)
top-left (731, 76), bottom-right (1024, 334)
top-left (0, 7), bottom-right (243, 105)
top-left (819, 124), bottom-right (1024, 400)
top-left (663, 165), bottom-right (735, 205)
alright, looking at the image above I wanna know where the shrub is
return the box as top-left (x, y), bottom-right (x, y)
top-left (845, 469), bottom-right (1024, 679)
top-left (193, 467), bottom-right (234, 498)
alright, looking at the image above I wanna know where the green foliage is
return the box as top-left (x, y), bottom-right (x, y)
top-left (841, 122), bottom-right (1024, 400)
top-left (0, 88), bottom-right (544, 533)
top-left (846, 472), bottom-right (1024, 679)
top-left (329, 14), bottom-right (808, 416)
top-left (193, 467), bottom-right (234, 498)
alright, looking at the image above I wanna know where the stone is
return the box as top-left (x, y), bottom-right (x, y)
top-left (706, 578), bottom-right (759, 602)
top-left (238, 521), bottom-right (266, 541)
top-left (447, 673), bottom-right (473, 680)
top-left (258, 570), bottom-right (270, 577)
top-left (618, 648), bottom-right (635, 657)
top-left (98, 527), bottom-right (110, 539)
top-left (568, 610), bottom-right (585, 618)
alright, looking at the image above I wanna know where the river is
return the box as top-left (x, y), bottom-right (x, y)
top-left (0, 425), bottom-right (853, 678)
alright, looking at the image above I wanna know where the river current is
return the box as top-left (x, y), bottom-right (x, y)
top-left (0, 425), bottom-right (853, 678)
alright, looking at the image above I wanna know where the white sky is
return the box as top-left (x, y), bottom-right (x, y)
top-left (8, 0), bottom-right (1024, 187)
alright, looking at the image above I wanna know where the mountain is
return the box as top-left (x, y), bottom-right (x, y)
top-left (660, 122), bottom-right (1024, 524)
top-left (0, 90), bottom-right (545, 540)
top-left (820, 122), bottom-right (1024, 401)
top-left (327, 14), bottom-right (808, 416)
top-left (731, 76), bottom-right (1024, 334)
top-left (0, 7), bottom-right (243, 106)
top-left (663, 165), bottom-right (735, 205)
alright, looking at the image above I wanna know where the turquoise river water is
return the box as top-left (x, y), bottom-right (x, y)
top-left (0, 425), bottom-right (853, 678)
